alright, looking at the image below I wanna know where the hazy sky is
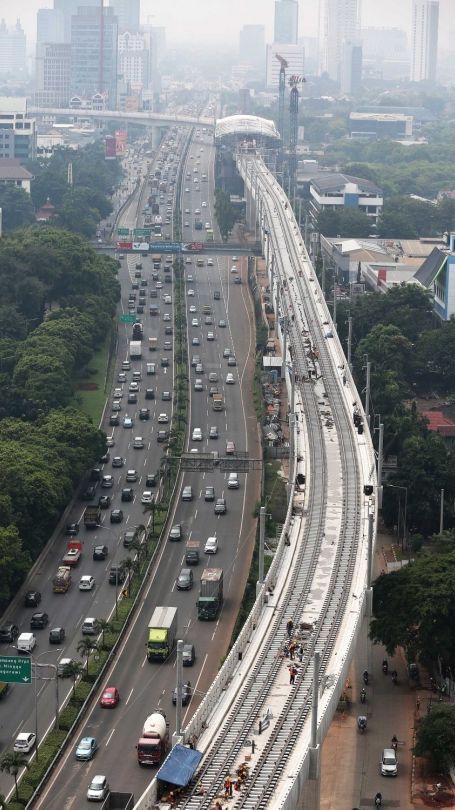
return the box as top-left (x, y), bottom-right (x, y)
top-left (0, 0), bottom-right (452, 48)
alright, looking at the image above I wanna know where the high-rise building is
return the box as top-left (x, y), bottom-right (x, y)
top-left (35, 43), bottom-right (71, 108)
top-left (410, 0), bottom-right (439, 82)
top-left (266, 43), bottom-right (304, 88)
top-left (70, 6), bottom-right (118, 109)
top-left (118, 31), bottom-right (152, 93)
top-left (239, 25), bottom-right (265, 72)
top-left (274, 0), bottom-right (298, 44)
top-left (340, 42), bottom-right (362, 95)
top-left (36, 9), bottom-right (65, 47)
top-left (109, 0), bottom-right (140, 33)
top-left (319, 0), bottom-right (359, 82)
top-left (54, 0), bottom-right (94, 43)
top-left (0, 98), bottom-right (36, 162)
top-left (0, 19), bottom-right (27, 78)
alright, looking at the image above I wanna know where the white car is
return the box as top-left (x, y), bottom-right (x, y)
top-left (141, 490), bottom-right (153, 504)
top-left (202, 201), bottom-right (207, 207)
top-left (187, 289), bottom-right (195, 297)
top-left (204, 536), bottom-right (218, 554)
top-left (189, 305), bottom-right (197, 313)
top-left (207, 258), bottom-right (214, 266)
top-left (192, 428), bottom-right (202, 441)
top-left (14, 732), bottom-right (36, 753)
top-left (158, 413), bottom-right (169, 423)
top-left (133, 436), bottom-right (145, 448)
top-left (79, 575), bottom-right (95, 591)
top-left (226, 373), bottom-right (235, 384)
top-left (187, 274), bottom-right (194, 282)
top-left (207, 332), bottom-right (214, 341)
top-left (191, 318), bottom-right (199, 327)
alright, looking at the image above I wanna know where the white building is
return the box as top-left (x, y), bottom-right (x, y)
top-left (274, 0), bottom-right (298, 45)
top-left (118, 31), bottom-right (152, 93)
top-left (319, 0), bottom-right (359, 82)
top-left (410, 0), bottom-right (439, 82)
top-left (266, 43), bottom-right (304, 88)
top-left (0, 19), bottom-right (27, 78)
top-left (0, 158), bottom-right (32, 193)
top-left (0, 98), bottom-right (36, 162)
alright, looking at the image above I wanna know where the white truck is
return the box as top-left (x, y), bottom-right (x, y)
top-left (129, 340), bottom-right (142, 360)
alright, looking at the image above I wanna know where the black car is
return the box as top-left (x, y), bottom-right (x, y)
top-left (136, 305), bottom-right (144, 314)
top-left (108, 566), bottom-right (126, 585)
top-left (160, 357), bottom-right (169, 367)
top-left (109, 413), bottom-right (120, 427)
top-left (110, 509), bottom-right (124, 523)
top-left (93, 544), bottom-right (108, 561)
top-left (98, 495), bottom-right (111, 509)
top-left (65, 522), bottom-right (79, 536)
top-left (165, 326), bottom-right (173, 335)
top-left (182, 643), bottom-right (195, 667)
top-left (0, 623), bottom-right (19, 643)
top-left (81, 484), bottom-right (97, 500)
top-left (24, 590), bottom-right (41, 607)
top-left (146, 473), bottom-right (157, 487)
top-left (127, 393), bottom-right (138, 404)
top-left (49, 627), bottom-right (65, 644)
top-left (145, 388), bottom-right (155, 400)
top-left (157, 430), bottom-right (169, 442)
top-left (121, 488), bottom-right (134, 502)
top-left (30, 612), bottom-right (49, 629)
top-left (139, 408), bottom-right (150, 420)
top-left (172, 681), bottom-right (192, 705)
top-left (90, 467), bottom-right (102, 482)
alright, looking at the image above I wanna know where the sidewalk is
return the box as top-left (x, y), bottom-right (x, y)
top-left (321, 532), bottom-right (417, 809)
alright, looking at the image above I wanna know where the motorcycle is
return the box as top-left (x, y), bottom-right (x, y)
top-left (391, 735), bottom-right (398, 751)
top-left (360, 688), bottom-right (366, 704)
top-left (357, 715), bottom-right (367, 733)
top-left (375, 792), bottom-right (382, 807)
top-left (382, 659), bottom-right (388, 674)
top-left (363, 670), bottom-right (369, 685)
top-left (391, 670), bottom-right (398, 684)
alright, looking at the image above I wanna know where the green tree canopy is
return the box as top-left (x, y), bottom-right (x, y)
top-left (414, 704), bottom-right (455, 771)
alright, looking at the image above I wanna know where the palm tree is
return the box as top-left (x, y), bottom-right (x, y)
top-left (77, 637), bottom-right (99, 675)
top-left (96, 618), bottom-right (113, 650)
top-left (0, 750), bottom-right (29, 801)
top-left (0, 791), bottom-right (6, 809)
top-left (121, 557), bottom-right (136, 597)
top-left (60, 660), bottom-right (84, 698)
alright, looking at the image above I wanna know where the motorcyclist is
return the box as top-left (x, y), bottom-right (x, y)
top-left (391, 735), bottom-right (398, 751)
top-left (360, 687), bottom-right (366, 703)
top-left (363, 670), bottom-right (369, 685)
top-left (357, 715), bottom-right (367, 732)
top-left (375, 792), bottom-right (382, 806)
top-left (391, 669), bottom-right (398, 683)
top-left (382, 658), bottom-right (388, 674)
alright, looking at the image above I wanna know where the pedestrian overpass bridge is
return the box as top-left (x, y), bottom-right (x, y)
top-left (29, 107), bottom-right (215, 130)
top-left (133, 155), bottom-right (377, 810)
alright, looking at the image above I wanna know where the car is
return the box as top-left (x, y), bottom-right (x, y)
top-left (162, 390), bottom-right (172, 401)
top-left (146, 473), bottom-right (157, 487)
top-left (191, 355), bottom-right (200, 367)
top-left (81, 618), bottom-right (98, 635)
top-left (113, 387), bottom-right (123, 399)
top-left (101, 475), bottom-right (113, 488)
top-left (75, 736), bottom-right (98, 761)
top-left (191, 318), bottom-right (199, 327)
top-left (209, 386), bottom-right (218, 397)
top-left (182, 643), bottom-right (195, 666)
top-left (232, 255), bottom-right (238, 261)
top-left (123, 416), bottom-right (134, 428)
top-left (157, 430), bottom-right (169, 442)
top-left (226, 441), bottom-right (235, 454)
top-left (215, 498), bottom-right (227, 515)
top-left (141, 490), bottom-right (153, 504)
top-left (381, 748), bottom-right (398, 776)
top-left (98, 494), bottom-right (111, 509)
top-left (163, 313), bottom-right (171, 322)
top-left (161, 357), bottom-right (169, 367)
top-left (226, 373), bottom-right (235, 384)
top-left (110, 508), bottom-right (124, 523)
top-left (219, 319), bottom-right (226, 328)
top-left (209, 426), bottom-right (219, 439)
top-left (204, 536), bottom-right (218, 554)
top-left (106, 436), bottom-right (115, 448)
top-left (189, 305), bottom-right (197, 313)
top-left (112, 456), bottom-right (124, 468)
top-left (192, 337), bottom-right (200, 346)
top-left (111, 400), bottom-right (122, 412)
top-left (82, 484), bottom-right (97, 500)
top-left (230, 265), bottom-right (238, 274)
top-left (165, 325), bottom-right (173, 335)
top-left (109, 413), bottom-right (120, 427)
top-left (123, 529), bottom-right (136, 548)
top-left (100, 686), bottom-right (120, 708)
top-left (182, 486), bottom-right (193, 501)
top-left (158, 413), bottom-right (169, 423)
top-left (223, 347), bottom-right (231, 358)
top-left (49, 627), bottom-right (65, 644)
top-left (87, 775), bottom-right (109, 801)
top-left (65, 522), bottom-right (79, 536)
top-left (164, 340), bottom-right (172, 351)
top-left (192, 428), bottom-right (202, 441)
top-left (204, 486), bottom-right (215, 501)
top-left (14, 732), bottom-right (36, 753)
top-left (202, 201), bottom-right (207, 207)
top-left (228, 473), bottom-right (239, 489)
top-left (139, 408), bottom-right (150, 421)
top-left (172, 681), bottom-right (192, 705)
top-left (207, 258), bottom-right (214, 267)
top-left (77, 572), bottom-right (95, 591)
top-left (176, 568), bottom-right (193, 590)
top-left (187, 289), bottom-right (195, 297)
top-left (108, 566), bottom-right (126, 584)
top-left (185, 258), bottom-right (192, 265)
top-left (227, 356), bottom-right (237, 366)
top-left (156, 281), bottom-right (163, 289)
top-left (145, 388), bottom-right (155, 399)
top-left (205, 316), bottom-right (213, 325)
top-left (126, 469), bottom-right (138, 482)
top-left (117, 372), bottom-right (127, 383)
top-left (128, 381), bottom-right (139, 392)
top-left (195, 363), bottom-right (204, 374)
top-left (121, 488), bottom-right (134, 502)
top-left (24, 590), bottom-right (41, 607)
top-left (208, 372), bottom-right (218, 383)
top-left (194, 379), bottom-right (203, 392)
top-left (30, 612), bottom-right (49, 629)
top-left (127, 392), bottom-right (138, 404)
top-left (93, 545), bottom-right (108, 561)
top-left (0, 623), bottom-right (19, 643)
top-left (169, 524), bottom-right (182, 541)
top-left (146, 363), bottom-right (156, 375)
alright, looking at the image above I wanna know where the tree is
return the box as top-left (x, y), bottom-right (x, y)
top-left (77, 637), bottom-right (99, 675)
top-left (0, 185), bottom-right (34, 231)
top-left (0, 525), bottom-right (31, 607)
top-left (121, 557), bottom-right (136, 597)
top-left (414, 704), bottom-right (455, 771)
top-left (96, 619), bottom-right (113, 650)
top-left (60, 660), bottom-right (84, 698)
top-left (0, 750), bottom-right (29, 801)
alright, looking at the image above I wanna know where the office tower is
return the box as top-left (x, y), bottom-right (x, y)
top-left (274, 0), bottom-right (298, 44)
top-left (340, 42), bottom-right (362, 95)
top-left (239, 25), bottom-right (266, 72)
top-left (410, 0), bottom-right (439, 82)
top-left (266, 43), bottom-right (304, 87)
top-left (71, 6), bottom-right (118, 109)
top-left (0, 19), bottom-right (27, 77)
top-left (0, 98), bottom-right (36, 162)
top-left (319, 0), bottom-right (359, 81)
top-left (36, 9), bottom-right (65, 47)
top-left (54, 0), bottom-right (94, 43)
top-left (35, 43), bottom-right (71, 108)
top-left (118, 31), bottom-right (152, 92)
top-left (109, 0), bottom-right (140, 33)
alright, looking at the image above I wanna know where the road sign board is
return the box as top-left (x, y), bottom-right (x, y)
top-left (149, 242), bottom-right (182, 253)
top-left (117, 227), bottom-right (130, 236)
top-left (120, 314), bottom-right (136, 323)
top-left (0, 656), bottom-right (32, 684)
top-left (133, 228), bottom-right (151, 237)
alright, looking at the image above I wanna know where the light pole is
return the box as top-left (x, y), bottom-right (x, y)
top-left (386, 484), bottom-right (408, 549)
top-left (31, 649), bottom-right (63, 759)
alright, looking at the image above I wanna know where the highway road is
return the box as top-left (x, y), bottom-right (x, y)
top-left (26, 128), bottom-right (260, 806)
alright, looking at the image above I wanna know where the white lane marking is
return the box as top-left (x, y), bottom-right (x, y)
top-left (105, 728), bottom-right (115, 746)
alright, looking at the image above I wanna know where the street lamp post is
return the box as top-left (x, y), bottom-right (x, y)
top-left (386, 484), bottom-right (408, 549)
top-left (31, 649), bottom-right (63, 759)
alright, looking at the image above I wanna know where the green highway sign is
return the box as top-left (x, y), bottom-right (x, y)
top-left (0, 656), bottom-right (32, 684)
top-left (117, 227), bottom-right (130, 236)
top-left (120, 314), bottom-right (136, 323)
top-left (133, 228), bottom-right (151, 237)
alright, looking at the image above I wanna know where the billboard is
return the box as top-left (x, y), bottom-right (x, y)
top-left (132, 242), bottom-right (150, 251)
top-left (115, 130), bottom-right (127, 156)
top-left (117, 241), bottom-right (133, 250)
top-left (105, 135), bottom-right (116, 160)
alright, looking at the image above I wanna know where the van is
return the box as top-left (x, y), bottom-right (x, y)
top-left (17, 633), bottom-right (36, 653)
top-left (228, 473), bottom-right (239, 489)
top-left (146, 363), bottom-right (156, 375)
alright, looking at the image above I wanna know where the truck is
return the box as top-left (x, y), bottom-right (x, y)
top-left (129, 340), bottom-right (142, 360)
top-left (151, 203), bottom-right (159, 215)
top-left (147, 606), bottom-right (178, 662)
top-left (62, 539), bottom-right (82, 566)
top-left (212, 393), bottom-right (224, 411)
top-left (84, 505), bottom-right (101, 529)
top-left (197, 568), bottom-right (223, 620)
top-left (136, 710), bottom-right (169, 766)
top-left (52, 566), bottom-right (71, 593)
top-left (148, 337), bottom-right (157, 351)
top-left (100, 792), bottom-right (135, 810)
top-left (185, 539), bottom-right (200, 565)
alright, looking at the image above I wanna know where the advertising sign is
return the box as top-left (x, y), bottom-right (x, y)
top-left (105, 135), bottom-right (116, 160)
top-left (149, 242), bottom-right (181, 253)
top-left (132, 242), bottom-right (150, 252)
top-left (133, 229), bottom-right (151, 238)
top-left (115, 129), bottom-right (127, 156)
top-left (117, 241), bottom-right (133, 250)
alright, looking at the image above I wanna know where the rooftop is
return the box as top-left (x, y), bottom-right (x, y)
top-left (215, 114), bottom-right (280, 142)
top-left (0, 159), bottom-right (32, 180)
top-left (0, 97), bottom-right (27, 115)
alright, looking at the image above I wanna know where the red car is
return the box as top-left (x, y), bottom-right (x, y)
top-left (100, 687), bottom-right (120, 708)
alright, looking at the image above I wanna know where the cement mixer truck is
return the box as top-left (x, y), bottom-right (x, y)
top-left (136, 710), bottom-right (169, 766)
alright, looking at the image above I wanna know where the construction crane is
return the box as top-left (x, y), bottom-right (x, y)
top-left (288, 74), bottom-right (306, 198)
